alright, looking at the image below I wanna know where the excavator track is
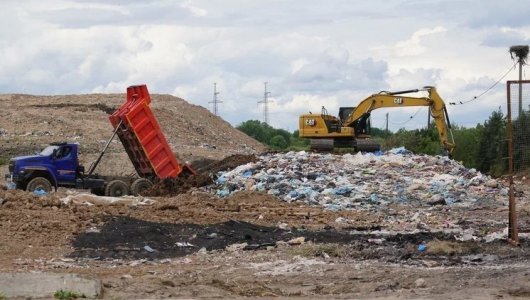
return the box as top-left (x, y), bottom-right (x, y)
top-left (355, 139), bottom-right (381, 152)
top-left (310, 138), bottom-right (381, 152)
top-left (310, 139), bottom-right (334, 151)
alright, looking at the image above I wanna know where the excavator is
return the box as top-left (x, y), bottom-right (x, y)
top-left (298, 86), bottom-right (455, 155)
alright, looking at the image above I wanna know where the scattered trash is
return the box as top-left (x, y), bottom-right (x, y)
top-left (368, 238), bottom-right (385, 245)
top-left (287, 237), bottom-right (305, 245)
top-left (418, 243), bottom-right (427, 252)
top-left (415, 278), bottom-right (426, 288)
top-left (225, 243), bottom-right (248, 252)
top-left (209, 151), bottom-right (504, 212)
top-left (33, 188), bottom-right (48, 197)
top-left (143, 245), bottom-right (155, 253)
top-left (6, 182), bottom-right (16, 190)
top-left (175, 242), bottom-right (195, 247)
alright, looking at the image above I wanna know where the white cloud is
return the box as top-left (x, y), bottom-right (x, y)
top-left (0, 0), bottom-right (527, 132)
top-left (393, 26), bottom-right (447, 56)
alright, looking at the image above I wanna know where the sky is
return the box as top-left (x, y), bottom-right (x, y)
top-left (1, 0), bottom-right (529, 132)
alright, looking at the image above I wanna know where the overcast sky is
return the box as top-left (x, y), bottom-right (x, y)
top-left (1, 0), bottom-right (528, 131)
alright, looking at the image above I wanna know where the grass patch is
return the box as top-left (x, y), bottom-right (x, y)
top-left (54, 289), bottom-right (85, 300)
top-left (0, 156), bottom-right (8, 166)
top-left (289, 243), bottom-right (347, 258)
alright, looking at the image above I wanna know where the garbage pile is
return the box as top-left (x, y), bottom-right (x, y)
top-left (211, 150), bottom-right (506, 211)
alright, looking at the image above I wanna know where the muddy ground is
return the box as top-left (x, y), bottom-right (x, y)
top-left (1, 179), bottom-right (529, 299)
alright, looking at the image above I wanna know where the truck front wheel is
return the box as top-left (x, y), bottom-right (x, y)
top-left (26, 177), bottom-right (53, 193)
top-left (105, 180), bottom-right (129, 197)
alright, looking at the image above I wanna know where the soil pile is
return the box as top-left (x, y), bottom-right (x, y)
top-left (146, 154), bottom-right (258, 196)
top-left (0, 93), bottom-right (266, 176)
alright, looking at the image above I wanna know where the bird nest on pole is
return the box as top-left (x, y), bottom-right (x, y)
top-left (509, 45), bottom-right (529, 63)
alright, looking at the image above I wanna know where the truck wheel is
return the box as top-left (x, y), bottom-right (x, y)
top-left (26, 177), bottom-right (52, 193)
top-left (131, 178), bottom-right (153, 196)
top-left (105, 180), bottom-right (129, 197)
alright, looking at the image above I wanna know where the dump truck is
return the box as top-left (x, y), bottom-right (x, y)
top-left (298, 86), bottom-right (455, 155)
top-left (5, 84), bottom-right (195, 196)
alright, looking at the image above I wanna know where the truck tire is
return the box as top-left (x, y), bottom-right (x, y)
top-left (131, 178), bottom-right (153, 196)
top-left (105, 180), bottom-right (129, 197)
top-left (26, 177), bottom-right (53, 193)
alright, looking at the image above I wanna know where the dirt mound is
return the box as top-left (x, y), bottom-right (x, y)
top-left (193, 154), bottom-right (258, 174)
top-left (146, 154), bottom-right (258, 197)
top-left (0, 92), bottom-right (266, 176)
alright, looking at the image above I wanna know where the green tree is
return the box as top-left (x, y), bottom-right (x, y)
top-left (236, 120), bottom-right (292, 149)
top-left (270, 135), bottom-right (288, 149)
top-left (451, 125), bottom-right (481, 169)
top-left (476, 108), bottom-right (506, 175)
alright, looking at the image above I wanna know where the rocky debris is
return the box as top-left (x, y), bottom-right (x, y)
top-left (210, 150), bottom-right (505, 211)
top-left (414, 278), bottom-right (426, 288)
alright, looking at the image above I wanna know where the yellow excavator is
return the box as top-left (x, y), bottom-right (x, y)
top-left (298, 86), bottom-right (455, 155)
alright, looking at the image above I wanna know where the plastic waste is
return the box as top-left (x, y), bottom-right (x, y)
top-left (33, 188), bottom-right (48, 197)
top-left (6, 182), bottom-right (16, 190)
top-left (418, 243), bottom-right (427, 252)
top-left (388, 147), bottom-right (411, 155)
top-left (209, 151), bottom-right (505, 213)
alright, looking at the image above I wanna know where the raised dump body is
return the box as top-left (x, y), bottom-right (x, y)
top-left (109, 84), bottom-right (194, 179)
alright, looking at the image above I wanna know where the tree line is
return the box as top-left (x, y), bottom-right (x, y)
top-left (237, 109), bottom-right (529, 176)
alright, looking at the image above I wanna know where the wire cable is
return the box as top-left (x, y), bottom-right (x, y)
top-left (389, 107), bottom-right (423, 125)
top-left (449, 61), bottom-right (518, 105)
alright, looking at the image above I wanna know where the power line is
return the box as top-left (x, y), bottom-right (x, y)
top-left (449, 61), bottom-right (518, 106)
top-left (257, 82), bottom-right (271, 124)
top-left (208, 82), bottom-right (222, 116)
top-left (389, 107), bottom-right (424, 125)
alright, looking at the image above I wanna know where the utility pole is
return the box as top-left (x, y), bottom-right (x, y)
top-left (509, 45), bottom-right (529, 115)
top-left (385, 112), bottom-right (389, 135)
top-left (258, 82), bottom-right (271, 124)
top-left (209, 82), bottom-right (222, 116)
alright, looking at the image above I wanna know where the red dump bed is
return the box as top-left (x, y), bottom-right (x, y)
top-left (109, 84), bottom-right (194, 179)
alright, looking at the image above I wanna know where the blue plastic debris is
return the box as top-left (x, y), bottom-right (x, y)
top-left (388, 147), bottom-right (411, 155)
top-left (370, 194), bottom-right (378, 203)
top-left (418, 243), bottom-right (427, 252)
top-left (242, 170), bottom-right (253, 177)
top-left (144, 245), bottom-right (155, 253)
top-left (33, 188), bottom-right (47, 197)
top-left (6, 182), bottom-right (16, 190)
top-left (334, 186), bottom-right (353, 195)
top-left (216, 175), bottom-right (228, 184)
top-left (216, 188), bottom-right (230, 197)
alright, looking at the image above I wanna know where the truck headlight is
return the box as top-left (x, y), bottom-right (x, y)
top-left (19, 169), bottom-right (25, 174)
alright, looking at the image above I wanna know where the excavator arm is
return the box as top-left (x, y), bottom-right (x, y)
top-left (342, 87), bottom-right (455, 154)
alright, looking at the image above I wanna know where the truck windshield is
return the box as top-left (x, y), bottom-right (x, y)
top-left (40, 145), bottom-right (60, 156)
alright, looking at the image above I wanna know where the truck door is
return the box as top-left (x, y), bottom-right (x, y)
top-left (53, 145), bottom-right (77, 184)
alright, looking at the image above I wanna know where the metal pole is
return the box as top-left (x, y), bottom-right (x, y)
top-left (385, 113), bottom-right (389, 135)
top-left (87, 120), bottom-right (123, 176)
top-left (519, 60), bottom-right (523, 116)
top-left (506, 81), bottom-right (519, 245)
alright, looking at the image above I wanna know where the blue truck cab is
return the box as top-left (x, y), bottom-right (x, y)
top-left (5, 142), bottom-right (104, 193)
